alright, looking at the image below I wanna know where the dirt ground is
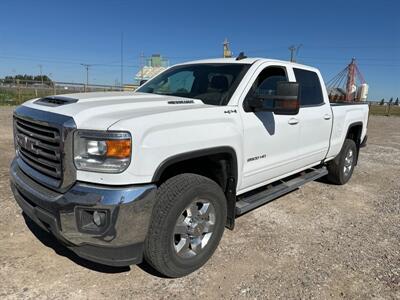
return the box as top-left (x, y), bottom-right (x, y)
top-left (0, 106), bottom-right (399, 299)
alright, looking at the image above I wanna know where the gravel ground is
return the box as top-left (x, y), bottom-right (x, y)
top-left (0, 106), bottom-right (399, 299)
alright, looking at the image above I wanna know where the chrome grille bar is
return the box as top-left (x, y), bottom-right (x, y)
top-left (14, 116), bottom-right (62, 179)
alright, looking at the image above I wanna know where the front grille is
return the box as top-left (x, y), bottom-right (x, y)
top-left (14, 116), bottom-right (62, 179)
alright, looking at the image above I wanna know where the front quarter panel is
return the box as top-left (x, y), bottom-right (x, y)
top-left (77, 106), bottom-right (243, 187)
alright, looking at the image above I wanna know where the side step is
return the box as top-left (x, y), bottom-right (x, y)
top-left (235, 167), bottom-right (328, 216)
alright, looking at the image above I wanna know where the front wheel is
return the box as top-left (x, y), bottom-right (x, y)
top-left (144, 174), bottom-right (227, 278)
top-left (326, 138), bottom-right (357, 185)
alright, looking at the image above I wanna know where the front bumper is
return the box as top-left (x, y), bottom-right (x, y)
top-left (10, 158), bottom-right (157, 266)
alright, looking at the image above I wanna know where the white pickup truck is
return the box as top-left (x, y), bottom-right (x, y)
top-left (10, 57), bottom-right (369, 277)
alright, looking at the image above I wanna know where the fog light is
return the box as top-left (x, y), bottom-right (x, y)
top-left (93, 211), bottom-right (106, 227)
top-left (77, 208), bottom-right (109, 233)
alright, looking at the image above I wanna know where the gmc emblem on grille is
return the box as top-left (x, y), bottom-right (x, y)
top-left (17, 134), bottom-right (38, 153)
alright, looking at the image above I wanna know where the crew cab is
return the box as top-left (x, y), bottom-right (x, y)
top-left (10, 57), bottom-right (369, 277)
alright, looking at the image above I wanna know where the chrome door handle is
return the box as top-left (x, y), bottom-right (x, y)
top-left (324, 114), bottom-right (332, 120)
top-left (288, 118), bottom-right (299, 125)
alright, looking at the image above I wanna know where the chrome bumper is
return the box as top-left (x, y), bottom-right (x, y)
top-left (10, 158), bottom-right (157, 266)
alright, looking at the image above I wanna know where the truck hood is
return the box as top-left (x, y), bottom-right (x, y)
top-left (23, 92), bottom-right (209, 130)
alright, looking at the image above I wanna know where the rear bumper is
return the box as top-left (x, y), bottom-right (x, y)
top-left (10, 158), bottom-right (157, 266)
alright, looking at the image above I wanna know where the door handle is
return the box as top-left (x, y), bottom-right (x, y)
top-left (288, 118), bottom-right (299, 125)
top-left (323, 114), bottom-right (332, 120)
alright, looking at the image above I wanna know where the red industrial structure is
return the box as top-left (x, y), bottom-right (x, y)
top-left (326, 58), bottom-right (368, 102)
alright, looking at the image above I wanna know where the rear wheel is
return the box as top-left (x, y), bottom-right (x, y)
top-left (326, 138), bottom-right (357, 185)
top-left (144, 173), bottom-right (227, 278)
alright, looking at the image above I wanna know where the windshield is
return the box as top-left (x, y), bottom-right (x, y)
top-left (137, 63), bottom-right (250, 106)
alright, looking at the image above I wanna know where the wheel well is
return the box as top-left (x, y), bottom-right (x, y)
top-left (153, 148), bottom-right (238, 230)
top-left (346, 123), bottom-right (363, 146)
top-left (157, 153), bottom-right (234, 190)
top-left (346, 122), bottom-right (363, 164)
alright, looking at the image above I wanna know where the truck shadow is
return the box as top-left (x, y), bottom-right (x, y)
top-left (255, 111), bottom-right (275, 135)
top-left (22, 213), bottom-right (167, 277)
top-left (22, 213), bottom-right (130, 274)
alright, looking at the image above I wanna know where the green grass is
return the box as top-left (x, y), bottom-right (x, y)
top-left (369, 104), bottom-right (400, 116)
top-left (0, 88), bottom-right (58, 106)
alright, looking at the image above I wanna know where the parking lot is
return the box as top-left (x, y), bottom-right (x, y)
top-left (0, 106), bottom-right (399, 299)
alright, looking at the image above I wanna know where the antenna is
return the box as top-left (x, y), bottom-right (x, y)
top-left (236, 52), bottom-right (247, 61)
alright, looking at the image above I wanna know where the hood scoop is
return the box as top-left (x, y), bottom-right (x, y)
top-left (34, 96), bottom-right (78, 107)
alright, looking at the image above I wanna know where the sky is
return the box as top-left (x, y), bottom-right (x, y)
top-left (0, 0), bottom-right (399, 100)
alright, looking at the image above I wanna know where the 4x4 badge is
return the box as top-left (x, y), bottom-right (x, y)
top-left (224, 109), bottom-right (237, 114)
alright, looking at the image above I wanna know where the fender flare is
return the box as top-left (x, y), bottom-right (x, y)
top-left (151, 146), bottom-right (238, 230)
top-left (342, 121), bottom-right (363, 165)
top-left (151, 146), bottom-right (238, 183)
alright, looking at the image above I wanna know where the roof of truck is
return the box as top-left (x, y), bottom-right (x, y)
top-left (178, 57), bottom-right (318, 72)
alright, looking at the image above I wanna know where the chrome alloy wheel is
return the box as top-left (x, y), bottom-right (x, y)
top-left (343, 148), bottom-right (354, 177)
top-left (173, 199), bottom-right (216, 258)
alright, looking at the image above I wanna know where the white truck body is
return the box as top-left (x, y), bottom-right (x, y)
top-left (21, 58), bottom-right (368, 193)
top-left (10, 57), bottom-right (369, 274)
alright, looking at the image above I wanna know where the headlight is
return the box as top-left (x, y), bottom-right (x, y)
top-left (74, 130), bottom-right (131, 173)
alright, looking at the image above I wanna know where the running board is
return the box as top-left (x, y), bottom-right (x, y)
top-left (235, 167), bottom-right (328, 216)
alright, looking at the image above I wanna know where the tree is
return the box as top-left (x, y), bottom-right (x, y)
top-left (1, 74), bottom-right (53, 85)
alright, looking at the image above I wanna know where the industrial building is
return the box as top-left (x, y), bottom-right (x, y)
top-left (134, 54), bottom-right (169, 84)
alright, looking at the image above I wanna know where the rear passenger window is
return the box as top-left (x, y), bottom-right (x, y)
top-left (293, 68), bottom-right (324, 106)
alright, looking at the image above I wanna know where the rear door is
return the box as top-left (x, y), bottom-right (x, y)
top-left (293, 68), bottom-right (332, 166)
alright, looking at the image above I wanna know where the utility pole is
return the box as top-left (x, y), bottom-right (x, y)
top-left (38, 64), bottom-right (43, 85)
top-left (80, 63), bottom-right (91, 92)
top-left (288, 44), bottom-right (302, 62)
top-left (289, 45), bottom-right (295, 62)
top-left (120, 32), bottom-right (124, 91)
top-left (140, 52), bottom-right (145, 81)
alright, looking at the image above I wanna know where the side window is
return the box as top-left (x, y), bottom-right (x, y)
top-left (245, 66), bottom-right (287, 110)
top-left (293, 68), bottom-right (324, 106)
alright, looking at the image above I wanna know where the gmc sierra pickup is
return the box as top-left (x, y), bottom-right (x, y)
top-left (10, 57), bottom-right (369, 277)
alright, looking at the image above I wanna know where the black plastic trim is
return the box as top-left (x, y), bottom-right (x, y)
top-left (360, 135), bottom-right (368, 148)
top-left (346, 121), bottom-right (363, 165)
top-left (330, 102), bottom-right (369, 106)
top-left (69, 243), bottom-right (143, 267)
top-left (151, 146), bottom-right (238, 184)
top-left (34, 96), bottom-right (78, 107)
top-left (151, 146), bottom-right (238, 230)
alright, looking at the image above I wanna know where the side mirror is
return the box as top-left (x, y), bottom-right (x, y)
top-left (248, 81), bottom-right (300, 115)
top-left (139, 79), bottom-right (147, 86)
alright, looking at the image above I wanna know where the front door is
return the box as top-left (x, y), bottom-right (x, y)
top-left (239, 64), bottom-right (301, 192)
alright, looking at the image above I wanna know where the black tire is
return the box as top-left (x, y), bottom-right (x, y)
top-left (326, 138), bottom-right (357, 185)
top-left (144, 173), bottom-right (227, 278)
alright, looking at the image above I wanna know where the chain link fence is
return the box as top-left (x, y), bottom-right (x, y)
top-left (0, 81), bottom-right (137, 106)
